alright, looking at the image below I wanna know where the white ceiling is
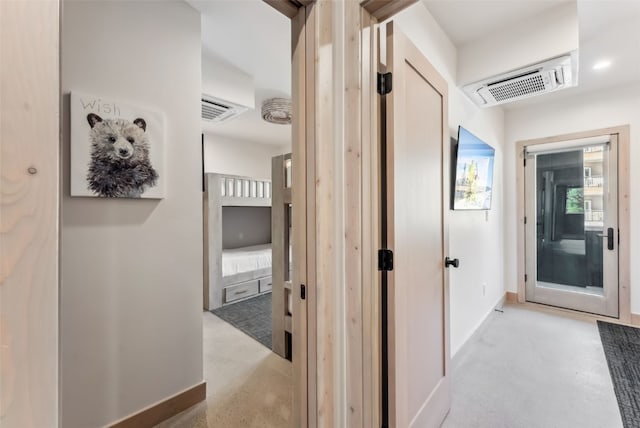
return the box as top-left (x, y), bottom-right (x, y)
top-left (189, 0), bottom-right (640, 136)
top-left (423, 0), bottom-right (570, 46)
top-left (423, 0), bottom-right (640, 109)
top-left (187, 0), bottom-right (291, 146)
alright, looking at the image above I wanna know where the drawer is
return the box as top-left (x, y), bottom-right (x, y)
top-left (224, 280), bottom-right (259, 303)
top-left (259, 276), bottom-right (273, 293)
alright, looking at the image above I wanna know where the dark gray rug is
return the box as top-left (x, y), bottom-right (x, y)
top-left (597, 320), bottom-right (640, 428)
top-left (212, 293), bottom-right (272, 350)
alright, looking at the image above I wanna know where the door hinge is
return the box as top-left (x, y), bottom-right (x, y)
top-left (524, 216), bottom-right (527, 224)
top-left (300, 284), bottom-right (306, 300)
top-left (525, 274), bottom-right (528, 282)
top-left (378, 249), bottom-right (394, 271)
top-left (524, 158), bottom-right (527, 167)
top-left (377, 72), bottom-right (392, 95)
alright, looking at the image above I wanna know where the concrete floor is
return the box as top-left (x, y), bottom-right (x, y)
top-left (156, 312), bottom-right (292, 428)
top-left (159, 305), bottom-right (622, 428)
top-left (442, 304), bottom-right (622, 428)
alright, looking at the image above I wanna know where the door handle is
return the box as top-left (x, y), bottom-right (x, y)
top-left (445, 257), bottom-right (459, 268)
top-left (607, 227), bottom-right (614, 251)
top-left (597, 228), bottom-right (615, 250)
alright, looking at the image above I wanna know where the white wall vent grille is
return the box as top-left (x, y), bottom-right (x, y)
top-left (201, 94), bottom-right (249, 123)
top-left (488, 72), bottom-right (546, 102)
top-left (462, 54), bottom-right (577, 107)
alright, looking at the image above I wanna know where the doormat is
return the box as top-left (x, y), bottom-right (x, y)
top-left (212, 293), bottom-right (272, 350)
top-left (597, 320), bottom-right (640, 427)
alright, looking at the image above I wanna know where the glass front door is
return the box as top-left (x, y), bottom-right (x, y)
top-left (524, 137), bottom-right (619, 317)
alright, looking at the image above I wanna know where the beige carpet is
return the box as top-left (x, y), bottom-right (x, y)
top-left (156, 312), bottom-right (292, 428)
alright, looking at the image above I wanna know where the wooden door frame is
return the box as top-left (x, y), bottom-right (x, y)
top-left (515, 125), bottom-right (631, 323)
top-left (266, 1), bottom-right (417, 427)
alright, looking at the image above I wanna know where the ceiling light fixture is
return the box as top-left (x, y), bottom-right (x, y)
top-left (593, 60), bottom-right (612, 70)
top-left (261, 98), bottom-right (292, 125)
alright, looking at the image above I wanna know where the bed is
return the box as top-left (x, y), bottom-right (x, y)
top-left (203, 166), bottom-right (294, 360)
top-left (222, 244), bottom-right (272, 278)
top-left (203, 173), bottom-right (273, 310)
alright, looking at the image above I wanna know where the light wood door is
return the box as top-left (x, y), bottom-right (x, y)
top-left (383, 22), bottom-right (451, 428)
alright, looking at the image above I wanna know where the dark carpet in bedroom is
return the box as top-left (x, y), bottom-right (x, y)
top-left (597, 320), bottom-right (640, 428)
top-left (212, 293), bottom-right (272, 349)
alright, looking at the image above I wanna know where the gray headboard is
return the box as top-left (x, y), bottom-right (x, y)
top-left (222, 206), bottom-right (272, 249)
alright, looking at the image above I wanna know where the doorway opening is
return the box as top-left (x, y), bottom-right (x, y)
top-left (165, 1), bottom-right (301, 426)
top-left (518, 127), bottom-right (630, 320)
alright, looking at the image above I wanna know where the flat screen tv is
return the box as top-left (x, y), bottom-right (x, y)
top-left (453, 126), bottom-right (495, 210)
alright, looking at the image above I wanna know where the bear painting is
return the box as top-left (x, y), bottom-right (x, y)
top-left (70, 92), bottom-right (164, 199)
top-left (86, 113), bottom-right (158, 198)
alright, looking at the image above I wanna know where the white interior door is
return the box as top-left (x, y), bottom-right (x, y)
top-left (383, 22), bottom-right (451, 428)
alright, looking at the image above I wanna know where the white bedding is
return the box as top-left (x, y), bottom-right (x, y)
top-left (222, 244), bottom-right (272, 277)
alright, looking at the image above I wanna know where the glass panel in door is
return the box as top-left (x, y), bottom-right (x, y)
top-left (525, 139), bottom-right (619, 317)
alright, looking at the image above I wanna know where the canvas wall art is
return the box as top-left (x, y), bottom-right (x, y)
top-left (71, 92), bottom-right (165, 198)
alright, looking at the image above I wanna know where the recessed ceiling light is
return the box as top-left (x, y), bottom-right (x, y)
top-left (593, 60), bottom-right (612, 70)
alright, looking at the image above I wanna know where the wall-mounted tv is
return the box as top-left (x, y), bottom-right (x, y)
top-left (453, 126), bottom-right (495, 210)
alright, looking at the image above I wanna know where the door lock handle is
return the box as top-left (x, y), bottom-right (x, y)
top-left (607, 227), bottom-right (614, 251)
top-left (597, 228), bottom-right (615, 250)
top-left (445, 257), bottom-right (459, 268)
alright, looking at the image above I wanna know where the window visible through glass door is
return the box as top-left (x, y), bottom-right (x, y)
top-left (524, 138), bottom-right (619, 317)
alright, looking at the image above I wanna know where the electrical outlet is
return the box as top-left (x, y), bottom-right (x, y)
top-left (482, 283), bottom-right (487, 296)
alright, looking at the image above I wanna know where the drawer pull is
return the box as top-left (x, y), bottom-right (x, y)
top-left (234, 290), bottom-right (248, 295)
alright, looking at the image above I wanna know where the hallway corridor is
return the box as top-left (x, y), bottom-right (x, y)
top-left (442, 304), bottom-right (621, 428)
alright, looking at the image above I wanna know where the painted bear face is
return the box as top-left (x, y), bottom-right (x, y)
top-left (87, 113), bottom-right (150, 162)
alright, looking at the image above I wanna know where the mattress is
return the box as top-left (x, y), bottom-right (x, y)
top-left (222, 244), bottom-right (272, 277)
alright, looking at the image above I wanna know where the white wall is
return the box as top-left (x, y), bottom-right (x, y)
top-left (457, 2), bottom-right (579, 85)
top-left (60, 2), bottom-right (203, 427)
top-left (504, 83), bottom-right (640, 312)
top-left (202, 53), bottom-right (255, 109)
top-left (394, 3), bottom-right (506, 355)
top-left (203, 133), bottom-right (289, 180)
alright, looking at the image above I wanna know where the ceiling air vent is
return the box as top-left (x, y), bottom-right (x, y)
top-left (201, 94), bottom-right (249, 123)
top-left (462, 54), bottom-right (577, 107)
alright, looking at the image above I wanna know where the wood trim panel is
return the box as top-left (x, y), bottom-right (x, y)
top-left (361, 0), bottom-right (418, 22)
top-left (360, 9), bottom-right (380, 428)
top-left (505, 292), bottom-right (518, 304)
top-left (302, 4), bottom-right (317, 427)
top-left (515, 140), bottom-right (527, 304)
top-left (109, 383), bottom-right (206, 428)
top-left (515, 125), bottom-right (631, 321)
top-left (269, 2), bottom-right (419, 425)
top-left (264, 0), bottom-right (314, 18)
top-left (617, 126), bottom-right (631, 324)
top-left (0, 1), bottom-right (60, 425)
top-left (263, 0), bottom-right (301, 19)
top-left (345, 2), bottom-right (364, 427)
top-left (630, 313), bottom-right (640, 327)
top-left (291, 6), bottom-right (310, 427)
top-left (312, 2), bottom-right (336, 425)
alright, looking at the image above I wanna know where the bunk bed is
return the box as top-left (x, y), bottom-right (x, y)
top-left (203, 159), bottom-right (293, 361)
top-left (271, 154), bottom-right (293, 359)
top-left (203, 173), bottom-right (273, 310)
